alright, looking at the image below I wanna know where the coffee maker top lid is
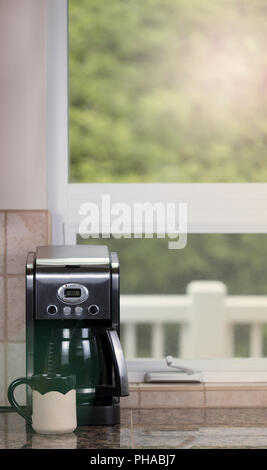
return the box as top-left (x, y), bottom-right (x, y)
top-left (36, 245), bottom-right (110, 267)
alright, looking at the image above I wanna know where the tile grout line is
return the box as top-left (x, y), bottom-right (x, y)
top-left (3, 211), bottom-right (8, 405)
top-left (5, 274), bottom-right (25, 278)
top-left (2, 209), bottom-right (48, 213)
top-left (2, 340), bottom-right (25, 344)
top-left (4, 413), bottom-right (8, 448)
top-left (203, 383), bottom-right (207, 407)
top-left (46, 210), bottom-right (52, 245)
top-left (130, 409), bottom-right (135, 449)
top-left (46, 210), bottom-right (49, 244)
top-left (203, 383), bottom-right (207, 424)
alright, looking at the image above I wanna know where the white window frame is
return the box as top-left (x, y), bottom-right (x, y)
top-left (46, 0), bottom-right (267, 380)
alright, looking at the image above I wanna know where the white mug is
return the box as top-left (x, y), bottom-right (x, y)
top-left (8, 374), bottom-right (77, 435)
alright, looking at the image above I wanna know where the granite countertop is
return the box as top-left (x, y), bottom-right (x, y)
top-left (2, 408), bottom-right (267, 449)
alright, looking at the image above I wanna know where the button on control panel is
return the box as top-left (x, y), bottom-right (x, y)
top-left (63, 306), bottom-right (72, 316)
top-left (88, 304), bottom-right (99, 315)
top-left (47, 305), bottom-right (58, 315)
top-left (75, 306), bottom-right (83, 316)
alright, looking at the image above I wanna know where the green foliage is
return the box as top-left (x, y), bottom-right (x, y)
top-left (233, 324), bottom-right (250, 357)
top-left (78, 234), bottom-right (267, 295)
top-left (69, 0), bottom-right (267, 182)
top-left (164, 324), bottom-right (180, 357)
top-left (136, 324), bottom-right (152, 358)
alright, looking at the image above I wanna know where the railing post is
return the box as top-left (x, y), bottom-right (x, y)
top-left (124, 323), bottom-right (137, 359)
top-left (186, 281), bottom-right (227, 358)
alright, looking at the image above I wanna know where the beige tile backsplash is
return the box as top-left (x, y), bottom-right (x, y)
top-left (0, 213), bottom-right (4, 275)
top-left (205, 388), bottom-right (267, 408)
top-left (7, 211), bottom-right (48, 274)
top-left (0, 344), bottom-right (5, 405)
top-left (7, 276), bottom-right (25, 341)
top-left (7, 343), bottom-right (26, 405)
top-left (0, 209), bottom-right (50, 406)
top-left (0, 277), bottom-right (4, 342)
top-left (122, 383), bottom-right (267, 410)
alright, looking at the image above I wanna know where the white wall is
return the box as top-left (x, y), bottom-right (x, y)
top-left (0, 0), bottom-right (47, 209)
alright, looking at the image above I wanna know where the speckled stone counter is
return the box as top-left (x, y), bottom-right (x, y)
top-left (2, 408), bottom-right (267, 449)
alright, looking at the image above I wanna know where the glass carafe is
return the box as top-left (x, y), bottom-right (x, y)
top-left (45, 326), bottom-right (99, 404)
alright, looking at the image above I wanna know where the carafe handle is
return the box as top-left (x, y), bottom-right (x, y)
top-left (106, 329), bottom-right (129, 397)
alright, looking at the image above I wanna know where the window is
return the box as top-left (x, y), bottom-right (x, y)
top-left (69, 0), bottom-right (267, 184)
top-left (47, 0), bottom-right (267, 378)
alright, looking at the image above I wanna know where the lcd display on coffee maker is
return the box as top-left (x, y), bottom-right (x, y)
top-left (64, 288), bottom-right (81, 298)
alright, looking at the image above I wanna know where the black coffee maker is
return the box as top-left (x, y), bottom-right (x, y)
top-left (26, 245), bottom-right (129, 425)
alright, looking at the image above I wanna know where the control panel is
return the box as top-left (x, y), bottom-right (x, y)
top-left (35, 275), bottom-right (111, 321)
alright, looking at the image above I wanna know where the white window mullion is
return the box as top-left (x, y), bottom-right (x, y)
top-left (66, 183), bottom-right (267, 234)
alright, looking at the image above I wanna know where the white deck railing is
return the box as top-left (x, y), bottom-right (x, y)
top-left (120, 281), bottom-right (267, 359)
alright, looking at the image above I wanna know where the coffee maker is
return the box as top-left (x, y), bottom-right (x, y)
top-left (25, 245), bottom-right (129, 425)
